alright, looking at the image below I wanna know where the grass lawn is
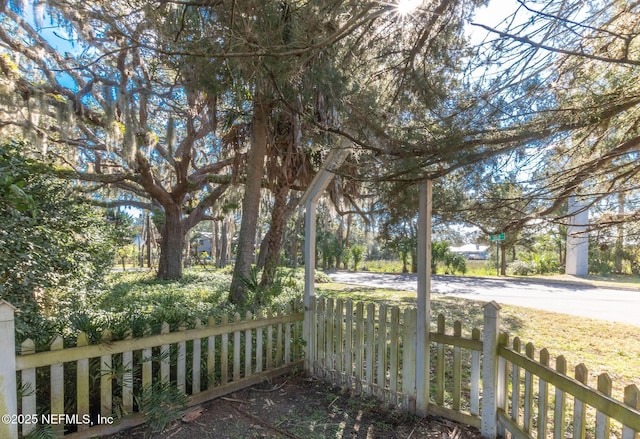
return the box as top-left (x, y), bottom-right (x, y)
top-left (317, 282), bottom-right (640, 402)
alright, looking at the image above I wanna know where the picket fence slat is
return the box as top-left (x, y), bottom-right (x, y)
top-left (622, 385), bottom-right (640, 439)
top-left (523, 342), bottom-right (534, 434)
top-left (141, 326), bottom-right (152, 391)
top-left (160, 323), bottom-right (170, 384)
top-left (344, 300), bottom-right (354, 388)
top-left (285, 304), bottom-right (292, 365)
top-left (233, 313), bottom-right (241, 381)
top-left (365, 303), bottom-right (375, 395)
top-left (537, 348), bottom-right (550, 439)
top-left (256, 311), bottom-right (264, 374)
top-left (452, 321), bottom-right (462, 411)
top-left (122, 335), bottom-right (134, 414)
top-left (245, 311), bottom-right (253, 377)
top-left (207, 316), bottom-right (216, 389)
top-left (276, 310), bottom-right (283, 368)
top-left (21, 339), bottom-right (36, 436)
top-left (335, 300), bottom-right (343, 380)
top-left (51, 335), bottom-right (65, 436)
top-left (596, 373), bottom-right (613, 439)
top-left (99, 331), bottom-right (112, 420)
top-left (510, 337), bottom-right (522, 425)
top-left (354, 302), bottom-right (364, 393)
top-left (192, 319), bottom-right (202, 394)
top-left (178, 326), bottom-right (187, 393)
top-left (470, 328), bottom-right (481, 416)
top-left (402, 308), bottom-right (417, 412)
top-left (377, 304), bottom-right (387, 400)
top-left (389, 307), bottom-right (400, 406)
top-left (221, 314), bottom-right (229, 384)
top-left (553, 355), bottom-right (567, 439)
top-left (435, 314), bottom-right (445, 406)
top-left (268, 310), bottom-right (276, 371)
top-left (574, 364), bottom-right (589, 439)
top-left (327, 298), bottom-right (335, 374)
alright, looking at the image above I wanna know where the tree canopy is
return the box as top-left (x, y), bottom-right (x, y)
top-left (1, 0), bottom-right (640, 294)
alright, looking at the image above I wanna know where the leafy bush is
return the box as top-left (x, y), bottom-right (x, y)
top-left (530, 253), bottom-right (560, 274)
top-left (0, 142), bottom-right (119, 346)
top-left (433, 242), bottom-right (467, 275)
top-left (506, 260), bottom-right (535, 276)
top-left (138, 381), bottom-right (188, 433)
top-left (351, 245), bottom-right (366, 271)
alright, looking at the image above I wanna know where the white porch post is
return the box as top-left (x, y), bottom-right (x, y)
top-left (0, 300), bottom-right (18, 439)
top-left (300, 145), bottom-right (350, 375)
top-left (303, 200), bottom-right (317, 373)
top-left (416, 180), bottom-right (432, 416)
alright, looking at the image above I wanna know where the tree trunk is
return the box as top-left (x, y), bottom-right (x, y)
top-left (260, 186), bottom-right (289, 287)
top-left (219, 218), bottom-right (228, 268)
top-left (615, 192), bottom-right (625, 274)
top-left (146, 211), bottom-right (152, 268)
top-left (500, 244), bottom-right (507, 276)
top-left (157, 205), bottom-right (184, 279)
top-left (211, 220), bottom-right (217, 265)
top-left (336, 219), bottom-right (344, 270)
top-left (229, 92), bottom-right (269, 305)
top-left (343, 214), bottom-right (352, 270)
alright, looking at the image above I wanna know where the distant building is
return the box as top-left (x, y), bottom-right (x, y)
top-left (450, 244), bottom-right (489, 260)
top-left (192, 232), bottom-right (213, 255)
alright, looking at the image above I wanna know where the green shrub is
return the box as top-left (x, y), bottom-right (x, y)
top-left (351, 245), bottom-right (365, 271)
top-left (530, 254), bottom-right (560, 274)
top-left (506, 260), bottom-right (535, 276)
top-left (138, 381), bottom-right (188, 433)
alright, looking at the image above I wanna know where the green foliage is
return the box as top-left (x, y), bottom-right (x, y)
top-left (529, 253), bottom-right (560, 275)
top-left (342, 246), bottom-right (352, 270)
top-left (0, 142), bottom-right (119, 345)
top-left (506, 260), bottom-right (536, 276)
top-left (360, 260), bottom-right (405, 273)
top-left (23, 425), bottom-right (55, 439)
top-left (318, 230), bottom-right (343, 270)
top-left (58, 267), bottom-right (318, 345)
top-left (137, 381), bottom-right (188, 434)
top-left (432, 241), bottom-right (467, 275)
top-left (351, 245), bottom-right (365, 271)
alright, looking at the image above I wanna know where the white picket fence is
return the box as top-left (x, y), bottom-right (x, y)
top-left (308, 296), bottom-right (640, 439)
top-left (1, 296), bottom-right (639, 439)
top-left (0, 300), bottom-right (304, 438)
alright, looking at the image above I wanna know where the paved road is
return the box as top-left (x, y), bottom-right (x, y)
top-left (327, 271), bottom-right (640, 326)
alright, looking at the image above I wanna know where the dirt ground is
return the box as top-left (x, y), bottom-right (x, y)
top-left (108, 373), bottom-right (483, 439)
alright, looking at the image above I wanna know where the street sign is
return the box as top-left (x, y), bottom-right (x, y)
top-left (490, 233), bottom-right (505, 241)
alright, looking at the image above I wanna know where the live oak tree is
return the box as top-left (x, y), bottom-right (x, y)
top-left (0, 1), bottom-right (237, 279)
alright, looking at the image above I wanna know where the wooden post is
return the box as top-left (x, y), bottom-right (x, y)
top-left (303, 200), bottom-right (317, 374)
top-left (416, 179), bottom-right (432, 417)
top-left (481, 301), bottom-right (502, 439)
top-left (0, 301), bottom-right (18, 439)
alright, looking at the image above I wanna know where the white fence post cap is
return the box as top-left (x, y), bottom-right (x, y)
top-left (483, 301), bottom-right (501, 312)
top-left (0, 300), bottom-right (17, 320)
